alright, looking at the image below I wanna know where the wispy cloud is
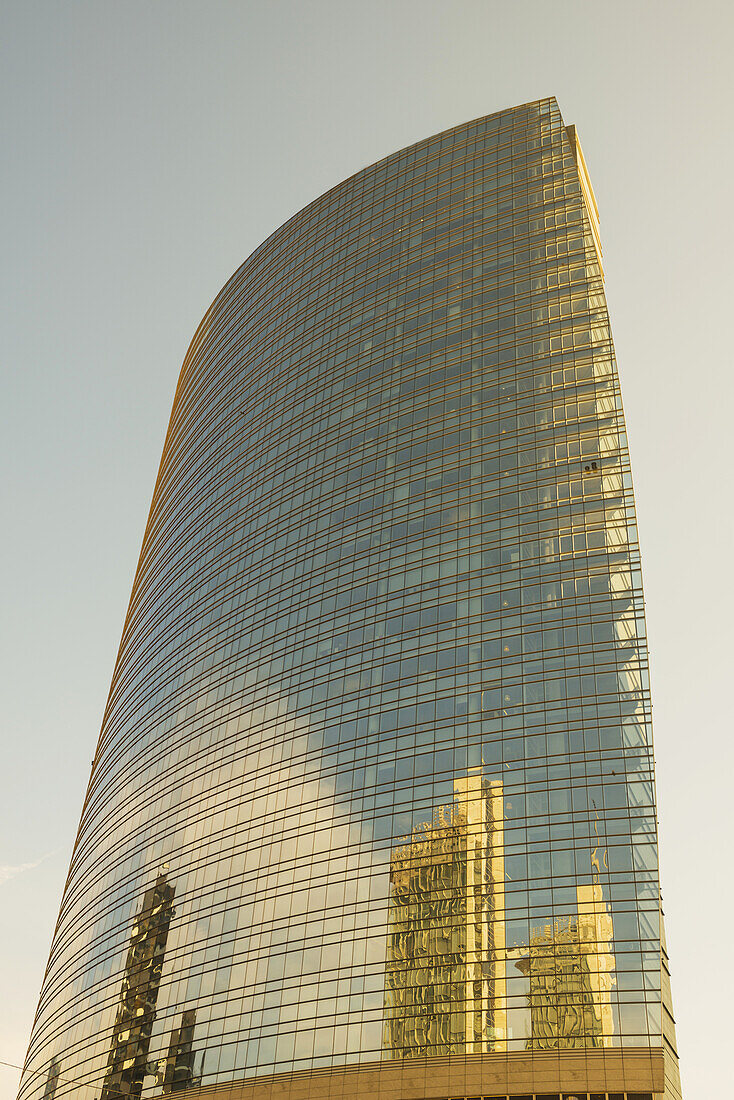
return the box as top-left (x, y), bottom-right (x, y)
top-left (0, 852), bottom-right (54, 886)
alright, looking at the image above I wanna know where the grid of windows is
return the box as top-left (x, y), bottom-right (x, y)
top-left (19, 98), bottom-right (679, 1100)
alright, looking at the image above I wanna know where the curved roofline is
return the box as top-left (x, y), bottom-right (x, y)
top-left (247, 94), bottom-right (562, 270)
top-left (183, 96), bottom-right (564, 377)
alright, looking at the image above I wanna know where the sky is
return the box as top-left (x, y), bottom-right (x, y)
top-left (1, 2), bottom-right (732, 1097)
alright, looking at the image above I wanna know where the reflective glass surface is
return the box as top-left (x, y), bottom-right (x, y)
top-left (19, 98), bottom-right (680, 1100)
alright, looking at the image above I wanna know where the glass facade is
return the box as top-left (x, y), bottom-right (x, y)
top-left (18, 98), bottom-right (681, 1100)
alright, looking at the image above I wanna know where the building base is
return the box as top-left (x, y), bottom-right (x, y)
top-left (174, 1048), bottom-right (665, 1100)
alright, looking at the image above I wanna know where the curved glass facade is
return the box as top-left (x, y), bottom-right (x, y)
top-left (19, 98), bottom-right (681, 1100)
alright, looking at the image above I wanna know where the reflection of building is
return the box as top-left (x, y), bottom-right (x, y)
top-left (41, 1060), bottom-right (60, 1100)
top-left (384, 772), bottom-right (505, 1056)
top-left (161, 1009), bottom-right (199, 1093)
top-left (99, 873), bottom-right (175, 1100)
top-left (513, 883), bottom-right (615, 1049)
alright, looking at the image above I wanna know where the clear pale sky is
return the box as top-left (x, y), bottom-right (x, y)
top-left (1, 3), bottom-right (731, 1098)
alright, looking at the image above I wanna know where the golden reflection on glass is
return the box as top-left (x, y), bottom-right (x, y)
top-left (384, 770), bottom-right (506, 1056)
top-left (512, 883), bottom-right (615, 1049)
top-left (100, 872), bottom-right (175, 1100)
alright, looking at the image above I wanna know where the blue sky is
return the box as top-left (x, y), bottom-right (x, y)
top-left (2, 3), bottom-right (732, 1098)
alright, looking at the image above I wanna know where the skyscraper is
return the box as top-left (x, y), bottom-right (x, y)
top-left (18, 98), bottom-right (682, 1100)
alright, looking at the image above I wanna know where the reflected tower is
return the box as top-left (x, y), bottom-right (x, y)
top-left (99, 873), bottom-right (175, 1100)
top-left (384, 771), bottom-right (505, 1056)
top-left (19, 99), bottom-right (682, 1100)
top-left (512, 883), bottom-right (616, 1049)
